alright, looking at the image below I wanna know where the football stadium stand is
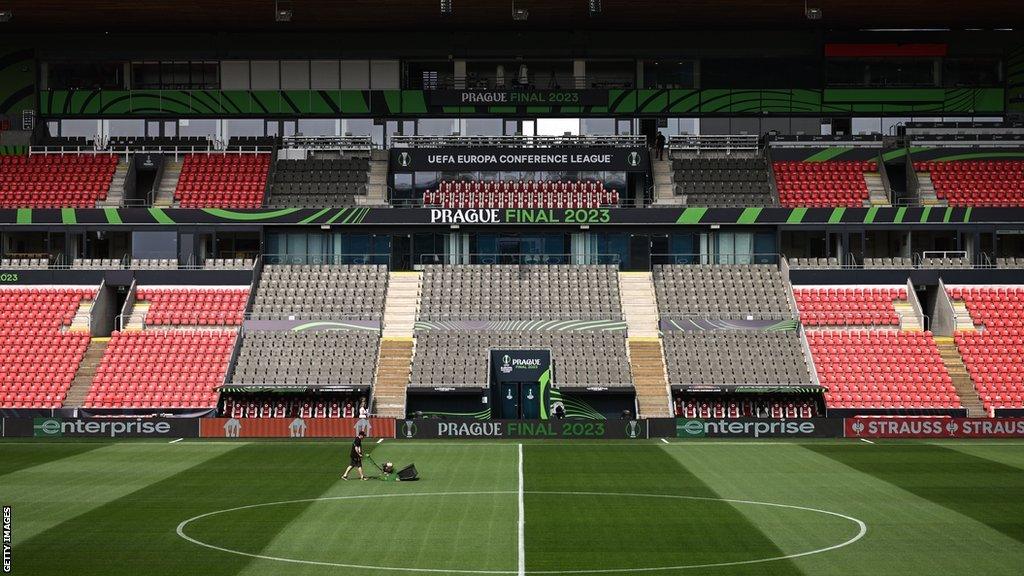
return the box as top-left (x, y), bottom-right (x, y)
top-left (672, 157), bottom-right (773, 207)
top-left (916, 161), bottom-right (1024, 207)
top-left (134, 288), bottom-right (249, 326)
top-left (948, 286), bottom-right (1024, 410)
top-left (773, 160), bottom-right (877, 207)
top-left (173, 153), bottom-right (270, 208)
top-left (422, 180), bottom-right (619, 209)
top-left (653, 264), bottom-right (794, 320)
top-left (84, 330), bottom-right (237, 409)
top-left (0, 154), bottom-right (117, 208)
top-left (250, 264), bottom-right (388, 321)
top-left (266, 157), bottom-right (371, 207)
top-left (419, 265), bottom-right (622, 321)
top-left (662, 330), bottom-right (811, 386)
top-left (807, 330), bottom-right (959, 409)
top-left (222, 395), bottom-right (368, 418)
top-left (410, 331), bottom-right (631, 389)
top-left (231, 330), bottom-right (379, 386)
top-left (0, 287), bottom-right (94, 408)
top-left (793, 287), bottom-right (907, 327)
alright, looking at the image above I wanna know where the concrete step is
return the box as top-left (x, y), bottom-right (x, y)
top-left (934, 338), bottom-right (986, 417)
top-left (373, 337), bottom-right (414, 417)
top-left (628, 338), bottom-right (671, 418)
top-left (63, 338), bottom-right (109, 408)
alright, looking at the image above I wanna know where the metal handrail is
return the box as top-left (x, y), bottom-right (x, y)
top-left (650, 253), bottom-right (781, 265)
top-left (389, 134), bottom-right (646, 149)
top-left (260, 253), bottom-right (391, 266)
top-left (418, 253), bottom-right (622, 265)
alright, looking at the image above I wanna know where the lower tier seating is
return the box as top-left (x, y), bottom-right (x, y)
top-left (663, 331), bottom-right (811, 386)
top-left (174, 153), bottom-right (270, 208)
top-left (808, 330), bottom-right (960, 409)
top-left (231, 330), bottom-right (379, 386)
top-left (948, 286), bottom-right (1024, 410)
top-left (0, 154), bottom-right (117, 208)
top-left (773, 160), bottom-right (876, 207)
top-left (0, 287), bottom-right (94, 408)
top-left (136, 287), bottom-right (249, 326)
top-left (916, 160), bottom-right (1024, 207)
top-left (423, 180), bottom-right (619, 209)
top-left (84, 330), bottom-right (236, 409)
top-left (793, 286), bottom-right (907, 327)
top-left (410, 331), bottom-right (631, 389)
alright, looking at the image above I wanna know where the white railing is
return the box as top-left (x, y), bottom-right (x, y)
top-left (668, 134), bottom-right (759, 155)
top-left (281, 135), bottom-right (373, 152)
top-left (390, 134), bottom-right (646, 149)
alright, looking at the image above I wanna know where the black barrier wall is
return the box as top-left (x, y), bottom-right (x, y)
top-left (648, 418), bottom-right (846, 439)
top-left (3, 418), bottom-right (200, 438)
top-left (395, 418), bottom-right (648, 439)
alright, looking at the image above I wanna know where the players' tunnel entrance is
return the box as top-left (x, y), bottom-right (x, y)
top-left (490, 348), bottom-right (551, 419)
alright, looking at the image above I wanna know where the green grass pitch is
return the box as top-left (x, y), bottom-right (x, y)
top-left (2, 439), bottom-right (1024, 575)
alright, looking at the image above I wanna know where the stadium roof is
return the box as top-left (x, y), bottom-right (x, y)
top-left (5, 0), bottom-right (1023, 33)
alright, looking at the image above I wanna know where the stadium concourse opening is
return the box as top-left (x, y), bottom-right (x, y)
top-left (2, 1), bottom-right (1024, 573)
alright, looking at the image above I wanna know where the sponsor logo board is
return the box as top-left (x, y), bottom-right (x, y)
top-left (845, 417), bottom-right (1024, 438)
top-left (398, 419), bottom-right (647, 439)
top-left (14, 418), bottom-right (196, 438)
top-left (652, 418), bottom-right (844, 439)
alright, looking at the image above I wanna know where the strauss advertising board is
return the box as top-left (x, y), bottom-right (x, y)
top-left (845, 417), bottom-right (1024, 438)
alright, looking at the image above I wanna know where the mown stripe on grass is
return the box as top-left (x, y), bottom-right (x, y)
top-left (523, 445), bottom-right (808, 575)
top-left (0, 442), bottom-right (108, 479)
top-left (10, 443), bottom-right (347, 576)
top-left (808, 444), bottom-right (1024, 545)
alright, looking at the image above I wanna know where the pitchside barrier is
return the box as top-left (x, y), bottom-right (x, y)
top-left (5, 417), bottom-right (1024, 439)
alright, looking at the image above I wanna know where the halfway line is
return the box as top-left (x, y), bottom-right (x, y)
top-left (518, 443), bottom-right (525, 576)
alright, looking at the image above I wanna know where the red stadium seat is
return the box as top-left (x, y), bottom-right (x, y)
top-left (174, 154), bottom-right (270, 208)
top-left (772, 161), bottom-right (877, 208)
top-left (0, 154), bottom-right (117, 208)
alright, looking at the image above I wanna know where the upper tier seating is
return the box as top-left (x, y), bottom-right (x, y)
top-left (672, 157), bottom-right (773, 207)
top-left (773, 160), bottom-right (876, 207)
top-left (410, 331), bottom-right (631, 388)
top-left (136, 288), bottom-right (249, 326)
top-left (251, 264), bottom-right (388, 321)
top-left (0, 154), bottom-right (117, 208)
top-left (419, 264), bottom-right (622, 321)
top-left (227, 136), bottom-right (280, 150)
top-left (653, 264), bottom-right (794, 320)
top-left (916, 160), bottom-right (1024, 207)
top-left (947, 286), bottom-right (1024, 410)
top-left (787, 257), bottom-right (841, 269)
top-left (794, 287), bottom-right (907, 327)
top-left (267, 158), bottom-right (369, 207)
top-left (231, 330), bottom-right (379, 386)
top-left (84, 330), bottom-right (235, 409)
top-left (0, 287), bottom-right (94, 408)
top-left (663, 330), bottom-right (811, 386)
top-left (0, 258), bottom-right (49, 269)
top-left (674, 397), bottom-right (819, 419)
top-left (108, 136), bottom-right (212, 150)
top-left (174, 154), bottom-right (270, 208)
top-left (423, 180), bottom-right (619, 209)
top-left (808, 330), bottom-right (959, 409)
top-left (863, 257), bottom-right (914, 269)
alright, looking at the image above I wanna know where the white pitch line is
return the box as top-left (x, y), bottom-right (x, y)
top-left (859, 438), bottom-right (875, 445)
top-left (660, 438), bottom-right (670, 444)
top-left (376, 438), bottom-right (384, 444)
top-left (169, 438), bottom-right (183, 444)
top-left (517, 443), bottom-right (525, 576)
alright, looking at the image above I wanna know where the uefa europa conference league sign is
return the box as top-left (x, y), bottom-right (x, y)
top-left (391, 147), bottom-right (647, 172)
